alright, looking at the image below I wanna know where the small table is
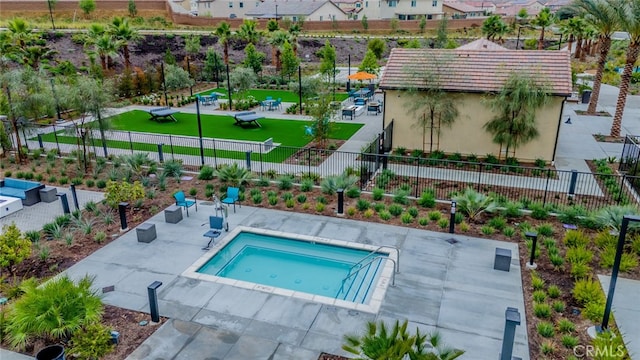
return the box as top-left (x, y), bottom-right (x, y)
top-left (0, 196), bottom-right (23, 218)
top-left (263, 99), bottom-right (276, 111)
top-left (367, 102), bottom-right (381, 115)
top-left (342, 106), bottom-right (357, 120)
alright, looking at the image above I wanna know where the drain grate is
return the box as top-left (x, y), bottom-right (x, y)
top-left (445, 238), bottom-right (458, 245)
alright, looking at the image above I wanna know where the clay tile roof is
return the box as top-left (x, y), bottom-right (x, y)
top-left (457, 38), bottom-right (508, 50)
top-left (379, 48), bottom-right (572, 96)
top-left (443, 2), bottom-right (482, 12)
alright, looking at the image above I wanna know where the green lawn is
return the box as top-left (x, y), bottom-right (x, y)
top-left (198, 88), bottom-right (349, 103)
top-left (37, 110), bottom-right (363, 163)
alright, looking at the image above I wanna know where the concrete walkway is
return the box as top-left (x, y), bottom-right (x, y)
top-left (53, 205), bottom-right (529, 360)
top-left (599, 276), bottom-right (640, 359)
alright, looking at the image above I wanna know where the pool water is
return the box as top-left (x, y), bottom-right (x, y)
top-left (197, 231), bottom-right (386, 303)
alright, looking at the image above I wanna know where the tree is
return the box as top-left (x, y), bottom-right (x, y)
top-left (267, 19), bottom-right (279, 32)
top-left (319, 40), bottom-right (336, 83)
top-left (237, 19), bottom-right (260, 45)
top-left (532, 7), bottom-right (554, 50)
top-left (229, 67), bottom-right (257, 98)
top-left (243, 43), bottom-right (265, 75)
top-left (610, 0), bottom-right (640, 137)
top-left (367, 38), bottom-right (386, 60)
top-left (573, 0), bottom-right (620, 114)
top-left (359, 49), bottom-right (380, 75)
top-left (268, 30), bottom-right (290, 70)
top-left (215, 21), bottom-right (232, 64)
top-left (79, 0), bottom-right (96, 17)
top-left (419, 16), bottom-right (427, 33)
top-left (203, 47), bottom-right (224, 82)
top-left (289, 76), bottom-right (322, 101)
top-left (482, 15), bottom-right (509, 41)
top-left (288, 23), bottom-right (301, 55)
top-left (561, 16), bottom-right (587, 53)
top-left (406, 62), bottom-right (459, 153)
top-left (280, 40), bottom-right (299, 82)
top-left (307, 94), bottom-right (335, 149)
top-left (164, 64), bottom-right (195, 90)
top-left (184, 34), bottom-right (201, 65)
top-left (484, 72), bottom-right (550, 158)
top-left (128, 0), bottom-right (137, 17)
top-left (435, 17), bottom-right (448, 48)
top-left (0, 223), bottom-right (31, 276)
top-left (361, 15), bottom-right (369, 31)
top-left (108, 16), bottom-right (140, 70)
top-left (517, 8), bottom-right (529, 21)
top-left (47, 0), bottom-right (58, 30)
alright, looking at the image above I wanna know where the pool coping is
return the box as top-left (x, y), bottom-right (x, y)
top-left (182, 225), bottom-right (397, 313)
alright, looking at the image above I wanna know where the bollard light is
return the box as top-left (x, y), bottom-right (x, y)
top-left (118, 202), bottom-right (129, 231)
top-left (449, 201), bottom-right (456, 234)
top-left (500, 307), bottom-right (521, 360)
top-left (147, 281), bottom-right (162, 323)
top-left (70, 184), bottom-right (79, 211)
top-left (525, 232), bottom-right (538, 269)
top-left (337, 188), bottom-right (344, 216)
top-left (157, 143), bottom-right (164, 163)
top-left (245, 151), bottom-right (252, 171)
top-left (57, 193), bottom-right (70, 214)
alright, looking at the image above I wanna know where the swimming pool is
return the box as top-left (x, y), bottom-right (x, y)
top-left (183, 227), bottom-right (397, 312)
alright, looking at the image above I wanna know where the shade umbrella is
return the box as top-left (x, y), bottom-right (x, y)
top-left (347, 71), bottom-right (377, 81)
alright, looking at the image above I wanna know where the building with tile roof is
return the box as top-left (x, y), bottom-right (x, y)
top-left (457, 38), bottom-right (507, 50)
top-left (246, 0), bottom-right (348, 20)
top-left (379, 48), bottom-right (572, 161)
top-left (443, 1), bottom-right (486, 18)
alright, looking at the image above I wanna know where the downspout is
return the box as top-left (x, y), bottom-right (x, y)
top-left (550, 97), bottom-right (567, 165)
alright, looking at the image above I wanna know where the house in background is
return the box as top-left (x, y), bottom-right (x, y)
top-left (357, 0), bottom-right (444, 20)
top-left (332, 0), bottom-right (365, 19)
top-left (379, 48), bottom-right (572, 162)
top-left (442, 2), bottom-right (486, 18)
top-left (457, 38), bottom-right (507, 50)
top-left (464, 0), bottom-right (496, 14)
top-left (245, 0), bottom-right (348, 21)
top-left (495, 0), bottom-right (545, 16)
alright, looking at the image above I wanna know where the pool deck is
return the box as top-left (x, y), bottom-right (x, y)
top-left (60, 204), bottom-right (530, 359)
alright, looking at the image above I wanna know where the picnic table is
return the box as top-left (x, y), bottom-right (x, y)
top-left (148, 107), bottom-right (178, 122)
top-left (233, 111), bottom-right (263, 128)
top-left (353, 89), bottom-right (372, 99)
top-left (342, 105), bottom-right (357, 120)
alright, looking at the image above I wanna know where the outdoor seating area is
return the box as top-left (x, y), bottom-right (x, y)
top-left (342, 105), bottom-right (363, 120)
top-left (148, 107), bottom-right (178, 122)
top-left (197, 94), bottom-right (218, 106)
top-left (0, 178), bottom-right (45, 206)
top-left (260, 97), bottom-right (282, 111)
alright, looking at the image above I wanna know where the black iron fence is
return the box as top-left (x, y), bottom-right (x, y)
top-left (620, 135), bottom-right (640, 173)
top-left (27, 127), bottom-right (640, 212)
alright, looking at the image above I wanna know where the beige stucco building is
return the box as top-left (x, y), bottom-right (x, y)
top-left (379, 48), bottom-right (572, 162)
top-left (245, 0), bottom-right (348, 21)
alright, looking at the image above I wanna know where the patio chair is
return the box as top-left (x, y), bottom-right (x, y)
top-left (174, 190), bottom-right (197, 216)
top-left (221, 187), bottom-right (240, 213)
top-left (274, 98), bottom-right (282, 110)
top-left (354, 98), bottom-right (366, 106)
top-left (266, 96), bottom-right (273, 100)
top-left (202, 216), bottom-right (225, 250)
top-left (260, 100), bottom-right (267, 111)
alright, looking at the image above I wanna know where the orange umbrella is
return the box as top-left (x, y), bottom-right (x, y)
top-left (347, 71), bottom-right (377, 81)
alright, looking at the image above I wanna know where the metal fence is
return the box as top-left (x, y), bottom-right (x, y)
top-left (23, 126), bottom-right (640, 212)
top-left (620, 135), bottom-right (640, 173)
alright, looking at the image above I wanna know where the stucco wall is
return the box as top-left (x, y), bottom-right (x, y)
top-left (382, 90), bottom-right (564, 162)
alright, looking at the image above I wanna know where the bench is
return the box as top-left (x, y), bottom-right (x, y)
top-left (136, 223), bottom-right (157, 243)
top-left (164, 205), bottom-right (183, 224)
top-left (148, 107), bottom-right (178, 122)
top-left (233, 111), bottom-right (263, 128)
top-left (0, 178), bottom-right (45, 206)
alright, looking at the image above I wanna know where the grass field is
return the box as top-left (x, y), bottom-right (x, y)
top-left (197, 88), bottom-right (349, 103)
top-left (38, 110), bottom-right (363, 163)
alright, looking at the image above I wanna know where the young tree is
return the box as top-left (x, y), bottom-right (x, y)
top-left (482, 15), bottom-right (509, 41)
top-left (237, 19), bottom-right (261, 45)
top-left (268, 30), bottom-right (290, 70)
top-left (128, 0), bottom-right (137, 17)
top-left (573, 0), bottom-right (619, 115)
top-left (229, 67), bottom-right (257, 98)
top-left (203, 47), bottom-right (224, 82)
top-left (47, 0), bottom-right (58, 30)
top-left (0, 223), bottom-right (31, 276)
top-left (358, 49), bottom-right (380, 75)
top-left (108, 17), bottom-right (140, 70)
top-left (484, 72), bottom-right (550, 158)
top-left (610, 0), bottom-right (640, 137)
top-left (419, 16), bottom-right (427, 33)
top-left (361, 15), bottom-right (369, 31)
top-left (517, 8), bottom-right (529, 22)
top-left (79, 0), bottom-right (96, 17)
top-left (435, 17), bottom-right (448, 48)
top-left (280, 40), bottom-right (299, 82)
top-left (243, 43), bottom-right (265, 75)
top-left (531, 7), bottom-right (554, 50)
top-left (307, 94), bottom-right (335, 149)
top-left (319, 40), bottom-right (336, 83)
top-left (288, 76), bottom-right (322, 102)
top-left (367, 38), bottom-right (386, 59)
top-left (267, 19), bottom-right (279, 32)
top-left (164, 64), bottom-right (195, 90)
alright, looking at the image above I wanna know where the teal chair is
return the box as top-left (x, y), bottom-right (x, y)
top-left (174, 190), bottom-right (197, 216)
top-left (221, 187), bottom-right (240, 213)
top-left (202, 216), bottom-right (226, 250)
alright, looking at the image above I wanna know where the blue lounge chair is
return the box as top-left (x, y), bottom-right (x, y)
top-left (354, 98), bottom-right (366, 106)
top-left (174, 190), bottom-right (197, 216)
top-left (221, 187), bottom-right (240, 213)
top-left (202, 216), bottom-right (225, 250)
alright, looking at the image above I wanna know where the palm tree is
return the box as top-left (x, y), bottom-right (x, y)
top-left (215, 21), bottom-right (232, 64)
top-left (610, 0), bottom-right (640, 137)
top-left (572, 0), bottom-right (620, 114)
top-left (237, 19), bottom-right (260, 45)
top-left (482, 15), bottom-right (509, 41)
top-left (289, 23), bottom-right (301, 55)
top-left (92, 34), bottom-right (120, 71)
top-left (108, 16), bottom-right (140, 70)
top-left (6, 18), bottom-right (33, 50)
top-left (562, 16), bottom-right (586, 53)
top-left (268, 30), bottom-right (290, 71)
top-left (484, 72), bottom-right (550, 159)
top-left (532, 7), bottom-right (555, 49)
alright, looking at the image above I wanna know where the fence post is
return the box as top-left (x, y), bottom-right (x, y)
top-left (307, 148), bottom-right (312, 177)
top-left (476, 162), bottom-right (483, 192)
top-left (212, 139), bottom-right (218, 168)
top-left (259, 143), bottom-right (264, 175)
top-left (157, 143), bottom-right (164, 163)
top-left (169, 135), bottom-right (175, 160)
top-left (128, 131), bottom-right (134, 154)
top-left (568, 169), bottom-right (578, 196)
top-left (542, 169), bottom-right (552, 206)
top-left (37, 133), bottom-right (44, 150)
top-left (618, 174), bottom-right (626, 203)
top-left (245, 151), bottom-right (252, 172)
top-left (52, 124), bottom-right (61, 156)
top-left (414, 158), bottom-right (420, 198)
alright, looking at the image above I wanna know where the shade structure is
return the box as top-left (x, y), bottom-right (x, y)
top-left (347, 71), bottom-right (377, 81)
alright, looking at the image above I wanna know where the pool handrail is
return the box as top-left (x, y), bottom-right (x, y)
top-left (347, 245), bottom-right (400, 275)
top-left (339, 255), bottom-right (396, 296)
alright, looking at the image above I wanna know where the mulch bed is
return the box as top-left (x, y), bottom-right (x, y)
top-left (575, 110), bottom-right (612, 117)
top-left (592, 134), bottom-right (625, 143)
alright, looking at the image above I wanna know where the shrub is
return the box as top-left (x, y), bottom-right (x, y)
top-left (428, 211), bottom-right (442, 221)
top-left (451, 188), bottom-right (497, 221)
top-left (68, 322), bottom-right (114, 359)
top-left (256, 177), bottom-right (270, 187)
top-left (300, 179), bottom-right (314, 192)
top-left (566, 247), bottom-right (593, 265)
top-left (599, 247), bottom-right (638, 271)
top-left (594, 231), bottom-right (617, 250)
top-left (550, 254), bottom-right (565, 268)
top-left (536, 223), bottom-right (554, 237)
top-left (593, 205), bottom-right (640, 232)
top-left (320, 174), bottom-right (358, 195)
top-left (563, 230), bottom-right (590, 248)
top-left (454, 213), bottom-right (464, 224)
top-left (363, 209), bottom-right (374, 218)
top-left (480, 225), bottom-right (495, 235)
top-left (104, 180), bottom-right (145, 208)
top-left (537, 322), bottom-right (555, 338)
top-left (417, 191), bottom-right (436, 208)
top-left (93, 231), bottom-right (107, 244)
top-left (558, 319), bottom-right (575, 333)
top-left (268, 195), bottom-right (278, 206)
top-left (315, 203), bottom-right (325, 212)
top-left (5, 275), bottom-right (103, 350)
top-left (379, 210), bottom-right (392, 221)
top-left (407, 207), bottom-right (419, 218)
top-left (392, 189), bottom-right (410, 205)
top-left (557, 205), bottom-right (588, 225)
top-left (459, 222), bottom-right (470, 232)
top-left (547, 285), bottom-right (561, 299)
top-left (533, 302), bottom-right (552, 318)
top-left (502, 226), bottom-right (516, 237)
top-left (297, 194), bottom-right (307, 204)
top-left (347, 207), bottom-right (357, 216)
top-left (532, 290), bottom-right (547, 302)
top-left (418, 217), bottom-right (429, 226)
top-left (374, 203), bottom-right (386, 213)
top-left (541, 341), bottom-right (555, 355)
top-left (487, 216), bottom-right (507, 231)
top-left (529, 202), bottom-right (549, 220)
top-left (552, 300), bottom-right (566, 313)
top-left (388, 204), bottom-right (403, 216)
top-left (531, 274), bottom-right (545, 290)
top-left (216, 163), bottom-right (250, 187)
top-left (372, 187), bottom-right (384, 201)
top-left (198, 165), bottom-right (215, 180)
top-left (401, 213), bottom-right (413, 224)
top-left (570, 262), bottom-right (591, 279)
top-left (96, 179), bottom-right (106, 189)
top-left (356, 199), bottom-right (371, 211)
top-left (346, 187), bottom-right (361, 198)
top-left (582, 301), bottom-right (605, 322)
top-left (278, 176), bottom-right (294, 190)
top-left (316, 196), bottom-right (328, 205)
top-left (282, 192), bottom-right (294, 201)
top-left (85, 179), bottom-right (95, 188)
top-left (437, 218), bottom-right (449, 229)
top-left (572, 278), bottom-right (605, 306)
top-left (252, 193), bottom-right (263, 204)
top-left (0, 224), bottom-right (32, 275)
top-left (561, 335), bottom-right (579, 349)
